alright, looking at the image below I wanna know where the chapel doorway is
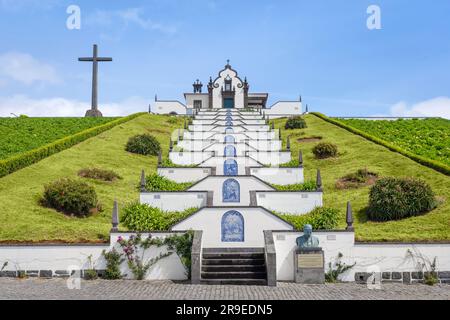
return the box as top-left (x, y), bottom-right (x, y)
top-left (224, 98), bottom-right (235, 109)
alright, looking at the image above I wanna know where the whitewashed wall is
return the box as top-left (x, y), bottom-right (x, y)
top-left (272, 231), bottom-right (450, 282)
top-left (185, 94), bottom-right (209, 109)
top-left (247, 140), bottom-right (282, 151)
top-left (273, 231), bottom-right (354, 281)
top-left (172, 208), bottom-right (293, 248)
top-left (177, 140), bottom-right (216, 151)
top-left (200, 156), bottom-right (262, 175)
top-left (169, 151), bottom-right (213, 166)
top-left (140, 192), bottom-right (207, 211)
top-left (265, 101), bottom-right (302, 118)
top-left (248, 151), bottom-right (292, 166)
top-left (152, 101), bottom-right (189, 115)
top-left (188, 176), bottom-right (273, 206)
top-left (250, 167), bottom-right (304, 185)
top-left (203, 143), bottom-right (257, 156)
top-left (211, 67), bottom-right (245, 108)
top-left (256, 192), bottom-right (322, 215)
top-left (0, 233), bottom-right (189, 281)
top-left (157, 167), bottom-right (212, 183)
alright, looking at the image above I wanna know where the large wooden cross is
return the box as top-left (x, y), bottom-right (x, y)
top-left (78, 44), bottom-right (112, 117)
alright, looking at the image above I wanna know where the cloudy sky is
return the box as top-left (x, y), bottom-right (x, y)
top-left (0, 0), bottom-right (449, 118)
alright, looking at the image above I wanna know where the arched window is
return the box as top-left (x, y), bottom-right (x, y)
top-left (225, 127), bottom-right (234, 134)
top-left (222, 178), bottom-right (240, 203)
top-left (223, 159), bottom-right (238, 176)
top-left (224, 145), bottom-right (237, 157)
top-left (221, 210), bottom-right (244, 242)
top-left (224, 135), bottom-right (235, 144)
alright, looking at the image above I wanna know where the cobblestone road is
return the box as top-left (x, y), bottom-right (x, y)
top-left (0, 279), bottom-right (449, 300)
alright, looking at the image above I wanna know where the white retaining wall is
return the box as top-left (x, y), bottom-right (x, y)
top-left (256, 192), bottom-right (322, 215)
top-left (157, 167), bottom-right (212, 183)
top-left (272, 231), bottom-right (450, 282)
top-left (188, 176), bottom-right (273, 206)
top-left (0, 232), bottom-right (188, 281)
top-left (140, 192), bottom-right (207, 211)
top-left (250, 167), bottom-right (304, 185)
top-left (172, 208), bottom-right (293, 248)
top-left (169, 151), bottom-right (213, 166)
top-left (248, 151), bottom-right (292, 166)
top-left (200, 157), bottom-right (262, 175)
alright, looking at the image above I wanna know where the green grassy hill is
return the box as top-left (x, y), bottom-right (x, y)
top-left (274, 114), bottom-right (450, 242)
top-left (0, 114), bottom-right (183, 243)
top-left (0, 113), bottom-right (448, 243)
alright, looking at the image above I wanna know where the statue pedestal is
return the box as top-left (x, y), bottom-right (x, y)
top-left (294, 248), bottom-right (325, 284)
top-left (85, 109), bottom-right (103, 117)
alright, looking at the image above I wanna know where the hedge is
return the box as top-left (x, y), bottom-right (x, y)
top-left (311, 113), bottom-right (450, 176)
top-left (0, 113), bottom-right (146, 178)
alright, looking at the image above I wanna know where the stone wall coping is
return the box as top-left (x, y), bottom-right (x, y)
top-left (271, 230), bottom-right (355, 234)
top-left (355, 241), bottom-right (450, 245)
top-left (254, 190), bottom-right (323, 194)
top-left (0, 243), bottom-right (109, 247)
top-left (140, 191), bottom-right (210, 195)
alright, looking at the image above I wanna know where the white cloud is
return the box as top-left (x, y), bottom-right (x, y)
top-left (0, 52), bottom-right (60, 85)
top-left (85, 8), bottom-right (177, 35)
top-left (390, 97), bottom-right (450, 119)
top-left (0, 95), bottom-right (149, 117)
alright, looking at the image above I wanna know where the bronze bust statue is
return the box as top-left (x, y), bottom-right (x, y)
top-left (296, 224), bottom-right (320, 248)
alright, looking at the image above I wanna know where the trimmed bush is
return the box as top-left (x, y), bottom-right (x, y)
top-left (0, 113), bottom-right (145, 178)
top-left (42, 178), bottom-right (99, 216)
top-left (279, 207), bottom-right (340, 230)
top-left (272, 180), bottom-right (317, 191)
top-left (312, 142), bottom-right (338, 159)
top-left (121, 203), bottom-right (198, 231)
top-left (78, 168), bottom-right (122, 182)
top-left (311, 112), bottom-right (450, 176)
top-left (285, 116), bottom-right (307, 130)
top-left (144, 173), bottom-right (194, 191)
top-left (367, 177), bottom-right (437, 221)
top-left (126, 134), bottom-right (161, 156)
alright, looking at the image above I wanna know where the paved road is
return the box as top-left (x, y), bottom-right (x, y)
top-left (0, 279), bottom-right (449, 300)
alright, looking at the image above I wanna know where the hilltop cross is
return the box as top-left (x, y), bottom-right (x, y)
top-left (78, 44), bottom-right (112, 117)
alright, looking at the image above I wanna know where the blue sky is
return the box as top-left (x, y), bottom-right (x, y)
top-left (0, 0), bottom-right (449, 117)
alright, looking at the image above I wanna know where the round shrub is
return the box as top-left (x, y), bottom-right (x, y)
top-left (285, 116), bottom-right (307, 130)
top-left (367, 177), bottom-right (436, 221)
top-left (280, 207), bottom-right (340, 230)
top-left (121, 203), bottom-right (197, 231)
top-left (42, 178), bottom-right (99, 216)
top-left (312, 142), bottom-right (338, 159)
top-left (126, 134), bottom-right (161, 156)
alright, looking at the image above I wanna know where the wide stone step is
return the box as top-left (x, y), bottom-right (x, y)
top-left (202, 265), bottom-right (266, 272)
top-left (202, 259), bottom-right (265, 266)
top-left (202, 271), bottom-right (267, 279)
top-left (200, 279), bottom-right (267, 286)
top-left (203, 253), bottom-right (265, 259)
top-left (203, 248), bottom-right (264, 254)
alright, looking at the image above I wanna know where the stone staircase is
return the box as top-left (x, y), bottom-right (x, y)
top-left (200, 248), bottom-right (267, 285)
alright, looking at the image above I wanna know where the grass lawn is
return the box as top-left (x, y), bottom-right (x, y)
top-left (275, 114), bottom-right (450, 242)
top-left (0, 113), bottom-right (449, 243)
top-left (0, 114), bottom-right (184, 243)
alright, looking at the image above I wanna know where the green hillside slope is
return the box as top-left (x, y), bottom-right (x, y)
top-left (0, 113), bottom-right (448, 243)
top-left (0, 114), bottom-right (183, 243)
top-left (274, 114), bottom-right (450, 242)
